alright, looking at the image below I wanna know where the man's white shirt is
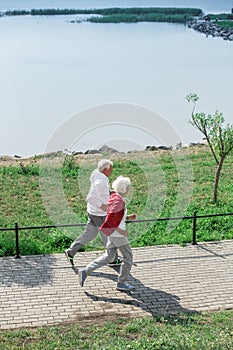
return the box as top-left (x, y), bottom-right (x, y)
top-left (86, 169), bottom-right (110, 216)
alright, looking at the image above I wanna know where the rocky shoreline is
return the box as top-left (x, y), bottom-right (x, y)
top-left (188, 19), bottom-right (233, 41)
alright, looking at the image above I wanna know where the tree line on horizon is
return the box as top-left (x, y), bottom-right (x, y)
top-left (0, 7), bottom-right (203, 23)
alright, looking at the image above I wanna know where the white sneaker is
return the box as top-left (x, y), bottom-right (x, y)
top-left (116, 282), bottom-right (134, 291)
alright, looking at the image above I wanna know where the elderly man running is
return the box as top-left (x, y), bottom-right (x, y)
top-left (65, 159), bottom-right (121, 267)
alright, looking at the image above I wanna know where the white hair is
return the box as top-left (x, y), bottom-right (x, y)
top-left (98, 159), bottom-right (113, 172)
top-left (112, 176), bottom-right (131, 195)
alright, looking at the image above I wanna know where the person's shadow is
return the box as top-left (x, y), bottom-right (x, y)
top-left (84, 266), bottom-right (198, 321)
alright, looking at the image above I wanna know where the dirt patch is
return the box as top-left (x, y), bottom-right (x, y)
top-left (74, 312), bottom-right (132, 326)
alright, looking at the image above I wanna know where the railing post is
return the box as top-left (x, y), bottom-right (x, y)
top-left (192, 211), bottom-right (197, 245)
top-left (15, 222), bottom-right (21, 259)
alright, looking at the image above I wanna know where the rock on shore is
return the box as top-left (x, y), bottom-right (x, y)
top-left (188, 19), bottom-right (233, 41)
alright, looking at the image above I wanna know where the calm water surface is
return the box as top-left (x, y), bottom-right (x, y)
top-left (0, 1), bottom-right (232, 156)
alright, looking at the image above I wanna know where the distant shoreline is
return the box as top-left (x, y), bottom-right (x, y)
top-left (1, 7), bottom-right (232, 37)
top-left (0, 7), bottom-right (203, 24)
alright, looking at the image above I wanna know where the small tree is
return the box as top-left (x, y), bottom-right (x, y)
top-left (186, 93), bottom-right (233, 203)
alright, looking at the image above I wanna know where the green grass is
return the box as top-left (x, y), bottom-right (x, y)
top-left (207, 13), bottom-right (233, 29)
top-left (1, 311), bottom-right (233, 349)
top-left (0, 147), bottom-right (232, 257)
top-left (209, 13), bottom-right (233, 21)
top-left (218, 20), bottom-right (233, 29)
top-left (88, 13), bottom-right (194, 24)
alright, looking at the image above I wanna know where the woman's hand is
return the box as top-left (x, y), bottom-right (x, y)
top-left (116, 228), bottom-right (128, 236)
top-left (127, 213), bottom-right (137, 221)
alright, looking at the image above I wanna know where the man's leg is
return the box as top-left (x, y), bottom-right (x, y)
top-left (65, 214), bottom-right (119, 266)
top-left (67, 214), bottom-right (105, 257)
top-left (90, 216), bottom-right (119, 264)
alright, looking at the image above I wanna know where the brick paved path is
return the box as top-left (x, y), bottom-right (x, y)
top-left (1, 240), bottom-right (233, 330)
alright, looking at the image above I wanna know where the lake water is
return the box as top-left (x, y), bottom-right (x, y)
top-left (0, 0), bottom-right (233, 156)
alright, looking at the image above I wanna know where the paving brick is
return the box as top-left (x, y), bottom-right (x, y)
top-left (1, 240), bottom-right (233, 329)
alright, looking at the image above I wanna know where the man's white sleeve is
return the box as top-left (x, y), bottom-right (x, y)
top-left (94, 180), bottom-right (109, 205)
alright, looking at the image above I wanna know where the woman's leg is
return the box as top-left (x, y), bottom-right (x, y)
top-left (117, 244), bottom-right (133, 284)
top-left (85, 247), bottom-right (117, 275)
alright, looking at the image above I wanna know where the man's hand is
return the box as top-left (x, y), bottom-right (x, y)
top-left (100, 204), bottom-right (108, 211)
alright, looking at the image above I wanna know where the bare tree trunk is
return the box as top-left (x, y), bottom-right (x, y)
top-left (212, 158), bottom-right (224, 203)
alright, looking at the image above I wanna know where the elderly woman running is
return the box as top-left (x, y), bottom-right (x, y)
top-left (78, 176), bottom-right (137, 291)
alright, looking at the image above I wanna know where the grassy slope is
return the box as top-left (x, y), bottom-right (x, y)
top-left (0, 150), bottom-right (233, 346)
top-left (0, 147), bottom-right (232, 256)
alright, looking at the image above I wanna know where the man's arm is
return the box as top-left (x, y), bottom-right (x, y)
top-left (94, 180), bottom-right (110, 208)
top-left (100, 204), bottom-right (108, 211)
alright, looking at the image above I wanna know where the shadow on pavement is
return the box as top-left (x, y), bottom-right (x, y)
top-left (85, 267), bottom-right (198, 319)
top-left (0, 255), bottom-right (57, 287)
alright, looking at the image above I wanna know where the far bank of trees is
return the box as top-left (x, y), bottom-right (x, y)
top-left (1, 7), bottom-right (203, 23)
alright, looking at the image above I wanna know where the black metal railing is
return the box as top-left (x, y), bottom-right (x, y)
top-left (0, 211), bottom-right (233, 259)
